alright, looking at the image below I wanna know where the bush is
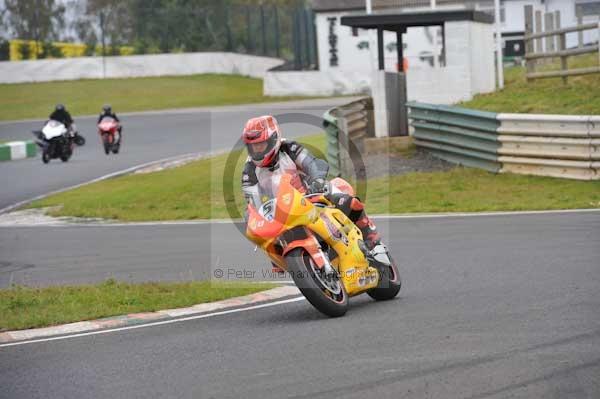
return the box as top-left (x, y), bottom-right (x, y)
top-left (18, 42), bottom-right (31, 60)
top-left (39, 42), bottom-right (64, 59)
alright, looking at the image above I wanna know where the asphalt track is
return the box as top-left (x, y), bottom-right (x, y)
top-left (1, 101), bottom-right (599, 398)
top-left (1, 211), bottom-right (599, 398)
top-left (0, 98), bottom-right (352, 210)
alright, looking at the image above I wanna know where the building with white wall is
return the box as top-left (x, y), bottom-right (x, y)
top-left (313, 0), bottom-right (599, 69)
top-left (264, 0), bottom-right (598, 100)
top-left (486, 0), bottom-right (598, 59)
top-left (265, 2), bottom-right (498, 104)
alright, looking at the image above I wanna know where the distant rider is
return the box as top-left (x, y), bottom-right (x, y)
top-left (241, 115), bottom-right (387, 259)
top-left (49, 104), bottom-right (75, 133)
top-left (98, 104), bottom-right (123, 143)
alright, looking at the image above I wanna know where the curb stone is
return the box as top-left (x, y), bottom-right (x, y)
top-left (0, 285), bottom-right (300, 344)
top-left (0, 140), bottom-right (36, 161)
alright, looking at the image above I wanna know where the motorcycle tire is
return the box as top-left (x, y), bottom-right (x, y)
top-left (102, 134), bottom-right (110, 155)
top-left (42, 151), bottom-right (50, 164)
top-left (286, 247), bottom-right (348, 317)
top-left (112, 144), bottom-right (120, 154)
top-left (367, 254), bottom-right (402, 301)
top-left (74, 135), bottom-right (86, 146)
top-left (60, 154), bottom-right (70, 162)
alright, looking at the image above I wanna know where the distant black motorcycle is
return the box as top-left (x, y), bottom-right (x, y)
top-left (32, 120), bottom-right (86, 164)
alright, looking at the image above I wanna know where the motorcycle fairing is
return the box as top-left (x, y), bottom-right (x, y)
top-left (246, 173), bottom-right (379, 296)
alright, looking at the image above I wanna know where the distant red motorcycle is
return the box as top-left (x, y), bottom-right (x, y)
top-left (98, 116), bottom-right (121, 155)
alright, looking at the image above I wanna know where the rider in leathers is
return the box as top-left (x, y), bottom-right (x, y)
top-left (241, 115), bottom-right (387, 260)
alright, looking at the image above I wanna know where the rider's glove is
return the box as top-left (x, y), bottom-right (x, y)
top-left (307, 177), bottom-right (329, 195)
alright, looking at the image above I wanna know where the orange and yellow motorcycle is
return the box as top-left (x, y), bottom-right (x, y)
top-left (245, 172), bottom-right (401, 317)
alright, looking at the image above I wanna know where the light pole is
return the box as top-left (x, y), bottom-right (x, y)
top-left (100, 11), bottom-right (106, 79)
top-left (366, 0), bottom-right (375, 72)
top-left (431, 0), bottom-right (439, 68)
top-left (494, 0), bottom-right (504, 88)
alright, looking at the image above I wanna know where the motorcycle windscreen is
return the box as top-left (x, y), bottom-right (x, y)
top-left (98, 117), bottom-right (118, 130)
top-left (42, 120), bottom-right (68, 140)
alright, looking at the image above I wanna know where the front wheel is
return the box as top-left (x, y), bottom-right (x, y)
top-left (102, 134), bottom-right (110, 155)
top-left (367, 253), bottom-right (402, 301)
top-left (286, 247), bottom-right (348, 317)
top-left (42, 150), bottom-right (50, 164)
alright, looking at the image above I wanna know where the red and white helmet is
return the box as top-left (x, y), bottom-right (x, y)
top-left (242, 115), bottom-right (282, 167)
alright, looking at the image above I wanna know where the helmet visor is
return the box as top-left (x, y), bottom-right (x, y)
top-left (246, 133), bottom-right (278, 162)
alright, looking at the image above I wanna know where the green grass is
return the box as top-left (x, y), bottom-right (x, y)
top-left (460, 54), bottom-right (600, 114)
top-left (0, 279), bottom-right (276, 331)
top-left (28, 133), bottom-right (600, 220)
top-left (0, 74), bottom-right (319, 121)
top-left (364, 168), bottom-right (600, 214)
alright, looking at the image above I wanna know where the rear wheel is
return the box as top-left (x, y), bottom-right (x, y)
top-left (112, 143), bottom-right (120, 154)
top-left (286, 247), bottom-right (348, 317)
top-left (367, 253), bottom-right (402, 301)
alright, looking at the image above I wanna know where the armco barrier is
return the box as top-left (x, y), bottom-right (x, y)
top-left (0, 141), bottom-right (37, 162)
top-left (407, 103), bottom-right (599, 180)
top-left (323, 97), bottom-right (373, 178)
top-left (497, 114), bottom-right (599, 180)
top-left (407, 102), bottom-right (501, 172)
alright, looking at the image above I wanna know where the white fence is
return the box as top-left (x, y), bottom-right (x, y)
top-left (0, 52), bottom-right (284, 84)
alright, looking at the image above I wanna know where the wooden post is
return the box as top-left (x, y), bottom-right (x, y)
top-left (525, 5), bottom-right (534, 81)
top-left (534, 10), bottom-right (543, 66)
top-left (555, 11), bottom-right (567, 85)
top-left (545, 13), bottom-right (555, 53)
top-left (535, 10), bottom-right (543, 54)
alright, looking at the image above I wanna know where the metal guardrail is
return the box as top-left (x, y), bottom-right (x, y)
top-left (323, 97), bottom-right (373, 178)
top-left (407, 102), bottom-right (600, 180)
top-left (407, 102), bottom-right (501, 172)
top-left (497, 114), bottom-right (600, 180)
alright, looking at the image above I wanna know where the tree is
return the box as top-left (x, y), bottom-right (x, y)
top-left (4, 0), bottom-right (66, 57)
top-left (84, 0), bottom-right (134, 56)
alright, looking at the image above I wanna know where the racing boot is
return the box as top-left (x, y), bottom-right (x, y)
top-left (346, 198), bottom-right (381, 250)
top-left (347, 198), bottom-right (393, 267)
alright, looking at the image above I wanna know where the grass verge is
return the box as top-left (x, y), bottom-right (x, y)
top-left (0, 279), bottom-right (276, 331)
top-left (460, 54), bottom-right (600, 114)
top-left (28, 133), bottom-right (600, 221)
top-left (365, 168), bottom-right (600, 213)
top-left (0, 74), bottom-right (319, 121)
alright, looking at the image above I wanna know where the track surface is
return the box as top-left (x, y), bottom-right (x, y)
top-left (0, 98), bottom-right (350, 210)
top-left (1, 212), bottom-right (599, 398)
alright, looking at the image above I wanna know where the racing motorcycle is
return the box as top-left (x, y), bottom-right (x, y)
top-left (32, 120), bottom-right (85, 164)
top-left (245, 171), bottom-right (401, 317)
top-left (97, 116), bottom-right (121, 155)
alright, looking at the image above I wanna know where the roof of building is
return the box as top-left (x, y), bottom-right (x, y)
top-left (340, 9), bottom-right (494, 30)
top-left (311, 0), bottom-right (492, 13)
